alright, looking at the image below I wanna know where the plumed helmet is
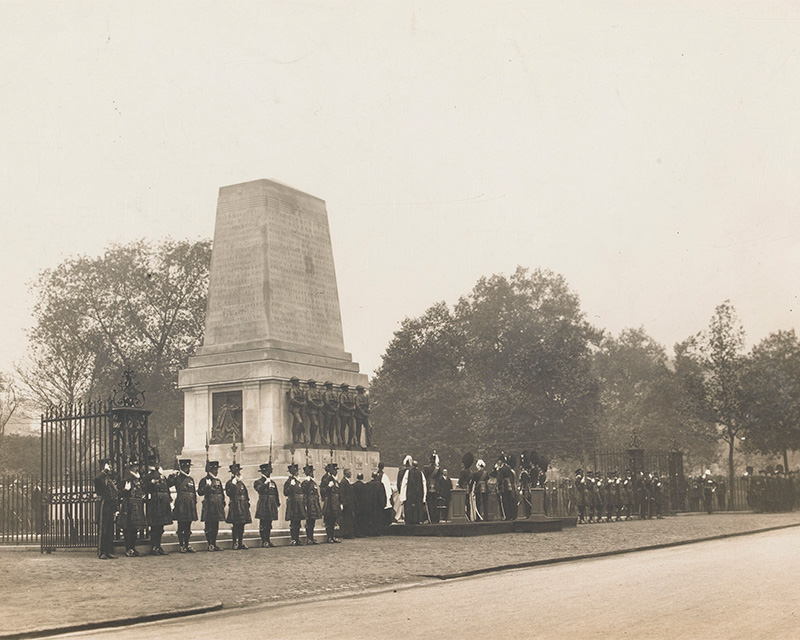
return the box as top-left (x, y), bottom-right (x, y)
top-left (476, 459), bottom-right (486, 469)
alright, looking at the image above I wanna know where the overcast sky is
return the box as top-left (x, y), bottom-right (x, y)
top-left (1, 1), bottom-right (798, 380)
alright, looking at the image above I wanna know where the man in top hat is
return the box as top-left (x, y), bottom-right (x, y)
top-left (302, 463), bottom-right (323, 544)
top-left (305, 380), bottom-right (325, 445)
top-left (168, 458), bottom-right (198, 553)
top-left (284, 463), bottom-right (306, 545)
top-left (225, 462), bottom-right (251, 550)
top-left (198, 460), bottom-right (226, 551)
top-left (354, 385), bottom-right (372, 449)
top-left (119, 458), bottom-right (147, 557)
top-left (287, 376), bottom-right (307, 445)
top-left (144, 453), bottom-right (172, 556)
top-left (320, 462), bottom-right (341, 543)
top-left (339, 467), bottom-right (356, 539)
top-left (254, 462), bottom-right (280, 547)
top-left (94, 457), bottom-right (119, 559)
top-left (338, 383), bottom-right (356, 448)
top-left (322, 381), bottom-right (340, 446)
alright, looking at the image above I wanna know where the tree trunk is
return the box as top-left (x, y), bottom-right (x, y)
top-left (727, 434), bottom-right (735, 511)
top-left (783, 447), bottom-right (789, 475)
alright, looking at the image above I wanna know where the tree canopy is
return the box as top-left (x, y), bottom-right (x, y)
top-left (372, 267), bottom-right (602, 469)
top-left (17, 238), bottom-right (211, 457)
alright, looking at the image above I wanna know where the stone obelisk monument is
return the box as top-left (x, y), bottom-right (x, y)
top-left (178, 179), bottom-right (376, 488)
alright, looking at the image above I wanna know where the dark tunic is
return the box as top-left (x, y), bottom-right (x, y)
top-left (284, 476), bottom-right (306, 521)
top-left (225, 478), bottom-right (252, 524)
top-left (144, 470), bottom-right (173, 527)
top-left (340, 476), bottom-right (355, 537)
top-left (254, 476), bottom-right (280, 520)
top-left (119, 471), bottom-right (147, 529)
top-left (320, 473), bottom-right (341, 521)
top-left (169, 472), bottom-right (198, 522)
top-left (198, 475), bottom-right (226, 522)
top-left (404, 468), bottom-right (425, 524)
top-left (94, 469), bottom-right (118, 556)
top-left (353, 479), bottom-right (368, 534)
top-left (302, 477), bottom-right (323, 519)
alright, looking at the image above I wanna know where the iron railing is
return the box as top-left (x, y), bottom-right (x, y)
top-left (0, 474), bottom-right (41, 544)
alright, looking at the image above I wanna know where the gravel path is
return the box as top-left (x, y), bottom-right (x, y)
top-left (1, 512), bottom-right (798, 636)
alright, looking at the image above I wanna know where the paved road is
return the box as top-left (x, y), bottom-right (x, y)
top-left (58, 528), bottom-right (799, 640)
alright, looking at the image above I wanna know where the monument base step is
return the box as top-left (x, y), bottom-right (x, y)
top-left (383, 518), bottom-right (563, 537)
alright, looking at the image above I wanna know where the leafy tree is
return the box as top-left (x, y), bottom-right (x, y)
top-left (674, 301), bottom-right (748, 507)
top-left (372, 267), bottom-right (602, 470)
top-left (740, 330), bottom-right (800, 472)
top-left (17, 238), bottom-right (211, 457)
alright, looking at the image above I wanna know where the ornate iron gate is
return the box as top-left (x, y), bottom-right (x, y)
top-left (40, 372), bottom-right (151, 552)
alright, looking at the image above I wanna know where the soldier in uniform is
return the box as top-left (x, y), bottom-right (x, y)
top-left (518, 456), bottom-right (532, 519)
top-left (225, 462), bottom-right (251, 550)
top-left (339, 467), bottom-right (356, 539)
top-left (144, 453), bottom-right (172, 556)
top-left (622, 470), bottom-right (634, 520)
top-left (322, 382), bottom-right (340, 446)
top-left (354, 385), bottom-right (372, 449)
top-left (305, 380), bottom-right (325, 445)
top-left (168, 458), bottom-right (198, 553)
top-left (594, 472), bottom-right (606, 522)
top-left (338, 383), bottom-right (356, 448)
top-left (284, 463), bottom-right (306, 545)
top-left (287, 377), bottom-right (307, 445)
top-left (197, 460), bottom-right (226, 551)
top-left (653, 471), bottom-right (664, 518)
top-left (352, 472), bottom-right (367, 537)
top-left (470, 459), bottom-right (489, 521)
top-left (254, 462), bottom-right (280, 547)
top-left (302, 463), bottom-right (323, 544)
top-left (119, 459), bottom-right (146, 557)
top-left (494, 455), bottom-right (516, 521)
top-left (320, 462), bottom-right (341, 543)
top-left (574, 469), bottom-right (587, 523)
top-left (94, 458), bottom-right (119, 559)
top-left (702, 469), bottom-right (716, 514)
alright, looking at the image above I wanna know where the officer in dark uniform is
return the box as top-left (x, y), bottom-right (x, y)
top-left (469, 460), bottom-right (489, 521)
top-left (339, 467), bottom-right (356, 539)
top-left (284, 463), bottom-right (306, 545)
top-left (144, 453), bottom-right (172, 556)
top-left (320, 462), bottom-right (341, 543)
top-left (94, 458), bottom-right (119, 559)
top-left (702, 470), bottom-right (716, 514)
top-left (622, 470), bottom-right (634, 520)
top-left (305, 380), bottom-right (325, 445)
top-left (494, 455), bottom-right (516, 521)
top-left (322, 382), bottom-right (340, 446)
top-left (354, 385), bottom-right (372, 448)
top-left (574, 469), bottom-right (587, 523)
top-left (225, 462), bottom-right (251, 550)
top-left (518, 456), bottom-right (532, 519)
top-left (168, 458), bottom-right (198, 553)
top-left (197, 460), bottom-right (226, 551)
top-left (119, 459), bottom-right (146, 557)
top-left (254, 462), bottom-right (280, 547)
top-left (423, 452), bottom-right (443, 523)
top-left (301, 463), bottom-right (323, 544)
top-left (653, 471), bottom-right (664, 518)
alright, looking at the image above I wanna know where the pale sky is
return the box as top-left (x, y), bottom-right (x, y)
top-left (1, 1), bottom-right (798, 381)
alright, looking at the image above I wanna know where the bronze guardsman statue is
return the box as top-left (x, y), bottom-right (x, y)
top-left (284, 463), bottom-right (306, 545)
top-left (287, 377), bottom-right (307, 445)
top-left (225, 462), bottom-right (252, 550)
top-left (322, 381), bottom-right (340, 446)
top-left (320, 462), bottom-right (341, 543)
top-left (144, 453), bottom-right (172, 556)
top-left (119, 458), bottom-right (147, 557)
top-left (254, 462), bottom-right (280, 547)
top-left (94, 457), bottom-right (119, 560)
top-left (198, 460), bottom-right (226, 551)
top-left (305, 380), bottom-right (325, 445)
top-left (169, 458), bottom-right (198, 553)
top-left (302, 463), bottom-right (323, 544)
top-left (338, 383), bottom-right (356, 448)
top-left (354, 385), bottom-right (372, 449)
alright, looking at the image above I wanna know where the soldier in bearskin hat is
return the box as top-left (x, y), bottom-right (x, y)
top-left (94, 457), bottom-right (119, 559)
top-left (302, 463), bottom-right (323, 544)
top-left (119, 458), bottom-right (147, 557)
top-left (284, 463), bottom-right (306, 545)
top-left (144, 451), bottom-right (172, 556)
top-left (320, 462), bottom-right (341, 543)
top-left (574, 469), bottom-right (587, 524)
top-left (225, 462), bottom-right (252, 549)
top-left (254, 462), bottom-right (280, 547)
top-left (168, 458), bottom-right (198, 552)
top-left (197, 460), bottom-right (226, 551)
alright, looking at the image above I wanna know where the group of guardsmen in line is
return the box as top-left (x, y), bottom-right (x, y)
top-left (287, 377), bottom-right (373, 449)
top-left (92, 454), bottom-right (394, 559)
top-left (572, 468), bottom-right (669, 523)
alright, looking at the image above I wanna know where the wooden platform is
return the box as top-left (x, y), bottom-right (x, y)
top-left (383, 517), bottom-right (566, 537)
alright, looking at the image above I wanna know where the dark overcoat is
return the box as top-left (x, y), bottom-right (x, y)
top-left (198, 475), bottom-right (226, 522)
top-left (225, 478), bottom-right (252, 524)
top-left (169, 472), bottom-right (198, 522)
top-left (254, 476), bottom-right (280, 521)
